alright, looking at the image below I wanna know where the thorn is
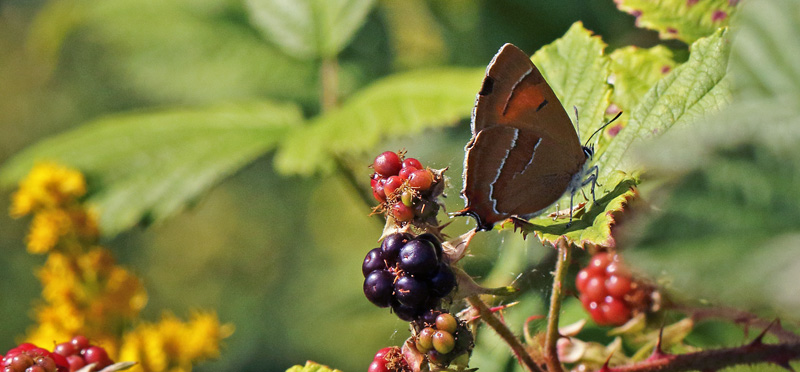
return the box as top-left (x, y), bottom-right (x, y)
top-left (647, 324), bottom-right (670, 361)
top-left (772, 359), bottom-right (796, 372)
top-left (749, 318), bottom-right (779, 347)
top-left (598, 353), bottom-right (614, 372)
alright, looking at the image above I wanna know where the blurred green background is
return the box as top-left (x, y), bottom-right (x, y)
top-left (0, 1), bottom-right (657, 371)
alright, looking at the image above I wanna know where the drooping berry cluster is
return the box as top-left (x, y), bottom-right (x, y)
top-left (576, 252), bottom-right (652, 326)
top-left (53, 336), bottom-right (113, 372)
top-left (362, 233), bottom-right (456, 321)
top-left (2, 343), bottom-right (68, 372)
top-left (370, 151), bottom-right (442, 224)
top-left (410, 310), bottom-right (473, 367)
top-left (367, 347), bottom-right (407, 372)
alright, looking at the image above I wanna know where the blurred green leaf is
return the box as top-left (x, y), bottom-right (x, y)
top-left (28, 0), bottom-right (319, 105)
top-left (624, 0), bottom-right (800, 319)
top-left (596, 28), bottom-right (731, 181)
top-left (379, 0), bottom-right (447, 69)
top-left (286, 361), bottom-right (342, 372)
top-left (274, 67), bottom-right (483, 175)
top-left (615, 0), bottom-right (737, 44)
top-left (245, 0), bottom-right (376, 59)
top-left (609, 45), bottom-right (676, 113)
top-left (0, 101), bottom-right (303, 237)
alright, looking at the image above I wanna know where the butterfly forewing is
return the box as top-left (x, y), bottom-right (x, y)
top-left (460, 43), bottom-right (588, 230)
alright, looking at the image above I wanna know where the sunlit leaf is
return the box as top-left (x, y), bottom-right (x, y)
top-left (616, 0), bottom-right (738, 43)
top-left (274, 67), bottom-right (483, 175)
top-left (0, 102), bottom-right (303, 237)
top-left (609, 45), bottom-right (676, 113)
top-left (245, 0), bottom-right (376, 59)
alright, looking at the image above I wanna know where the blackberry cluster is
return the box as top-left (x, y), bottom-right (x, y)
top-left (362, 233), bottom-right (456, 321)
top-left (576, 252), bottom-right (652, 326)
top-left (411, 310), bottom-right (473, 367)
top-left (2, 343), bottom-right (68, 372)
top-left (53, 336), bottom-right (114, 372)
top-left (370, 151), bottom-right (441, 224)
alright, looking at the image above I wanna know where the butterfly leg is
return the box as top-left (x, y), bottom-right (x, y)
top-left (581, 165), bottom-right (600, 203)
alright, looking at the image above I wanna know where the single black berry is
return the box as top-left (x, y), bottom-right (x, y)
top-left (429, 263), bottom-right (456, 297)
top-left (364, 270), bottom-right (394, 308)
top-left (394, 275), bottom-right (430, 307)
top-left (381, 233), bottom-right (410, 264)
top-left (416, 233), bottom-right (443, 259)
top-left (399, 240), bottom-right (439, 278)
top-left (362, 248), bottom-right (386, 277)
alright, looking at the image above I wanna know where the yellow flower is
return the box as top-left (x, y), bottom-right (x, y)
top-left (10, 162), bottom-right (87, 217)
top-left (26, 209), bottom-right (71, 254)
top-left (119, 312), bottom-right (232, 372)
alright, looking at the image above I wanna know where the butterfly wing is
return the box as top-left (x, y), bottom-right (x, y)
top-left (460, 43), bottom-right (587, 230)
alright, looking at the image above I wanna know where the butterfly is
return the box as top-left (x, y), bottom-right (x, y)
top-left (457, 43), bottom-right (613, 231)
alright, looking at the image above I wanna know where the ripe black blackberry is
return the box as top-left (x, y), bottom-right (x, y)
top-left (361, 233), bottom-right (457, 321)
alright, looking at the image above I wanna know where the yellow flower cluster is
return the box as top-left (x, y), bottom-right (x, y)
top-left (10, 162), bottom-right (98, 254)
top-left (119, 312), bottom-right (235, 372)
top-left (10, 163), bottom-right (232, 372)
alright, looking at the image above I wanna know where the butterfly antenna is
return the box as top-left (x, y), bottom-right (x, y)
top-left (573, 106), bottom-right (581, 140)
top-left (582, 111), bottom-right (623, 148)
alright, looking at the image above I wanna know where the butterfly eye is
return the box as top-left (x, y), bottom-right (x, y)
top-left (582, 146), bottom-right (594, 159)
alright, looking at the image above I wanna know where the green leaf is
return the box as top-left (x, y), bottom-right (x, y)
top-left (609, 45), bottom-right (676, 113)
top-left (245, 0), bottom-right (376, 59)
top-left (286, 361), bottom-right (342, 372)
top-left (274, 67), bottom-right (484, 175)
top-left (596, 28), bottom-right (731, 181)
top-left (28, 0), bottom-right (319, 105)
top-left (0, 101), bottom-right (303, 237)
top-left (623, 0), bottom-right (800, 318)
top-left (615, 0), bottom-right (738, 44)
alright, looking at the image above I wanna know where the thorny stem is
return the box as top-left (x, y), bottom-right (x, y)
top-left (321, 57), bottom-right (339, 112)
top-left (543, 239), bottom-right (570, 372)
top-left (680, 305), bottom-right (800, 343)
top-left (467, 295), bottom-right (542, 372)
top-left (608, 339), bottom-right (800, 372)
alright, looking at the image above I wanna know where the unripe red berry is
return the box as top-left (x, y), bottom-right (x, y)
top-left (408, 170), bottom-right (433, 191)
top-left (383, 176), bottom-right (404, 198)
top-left (392, 202), bottom-right (414, 222)
top-left (373, 152), bottom-right (402, 177)
top-left (398, 166), bottom-right (417, 180)
top-left (402, 158), bottom-right (423, 170)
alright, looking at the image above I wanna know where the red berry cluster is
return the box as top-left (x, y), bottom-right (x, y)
top-left (53, 336), bottom-right (113, 372)
top-left (367, 347), bottom-right (407, 372)
top-left (2, 344), bottom-right (68, 372)
top-left (576, 252), bottom-right (651, 326)
top-left (371, 151), bottom-right (441, 224)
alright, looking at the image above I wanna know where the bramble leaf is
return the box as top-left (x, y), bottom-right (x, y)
top-left (245, 0), bottom-right (376, 59)
top-left (0, 102), bottom-right (303, 237)
top-left (596, 28), bottom-right (731, 181)
top-left (616, 0), bottom-right (738, 44)
top-left (623, 0), bottom-right (800, 319)
top-left (609, 45), bottom-right (676, 114)
top-left (28, 0), bottom-right (319, 105)
top-left (274, 67), bottom-right (483, 175)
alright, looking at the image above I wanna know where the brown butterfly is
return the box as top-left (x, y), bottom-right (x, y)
top-left (457, 43), bottom-right (613, 231)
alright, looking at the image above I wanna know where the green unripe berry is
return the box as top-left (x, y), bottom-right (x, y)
top-left (401, 191), bottom-right (414, 207)
top-left (417, 327), bottom-right (435, 353)
top-left (432, 330), bottom-right (455, 354)
top-left (435, 313), bottom-right (458, 334)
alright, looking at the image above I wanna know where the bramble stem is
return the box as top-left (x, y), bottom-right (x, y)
top-left (321, 57), bottom-right (339, 112)
top-left (467, 295), bottom-right (542, 372)
top-left (608, 340), bottom-right (800, 372)
top-left (543, 239), bottom-right (570, 372)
